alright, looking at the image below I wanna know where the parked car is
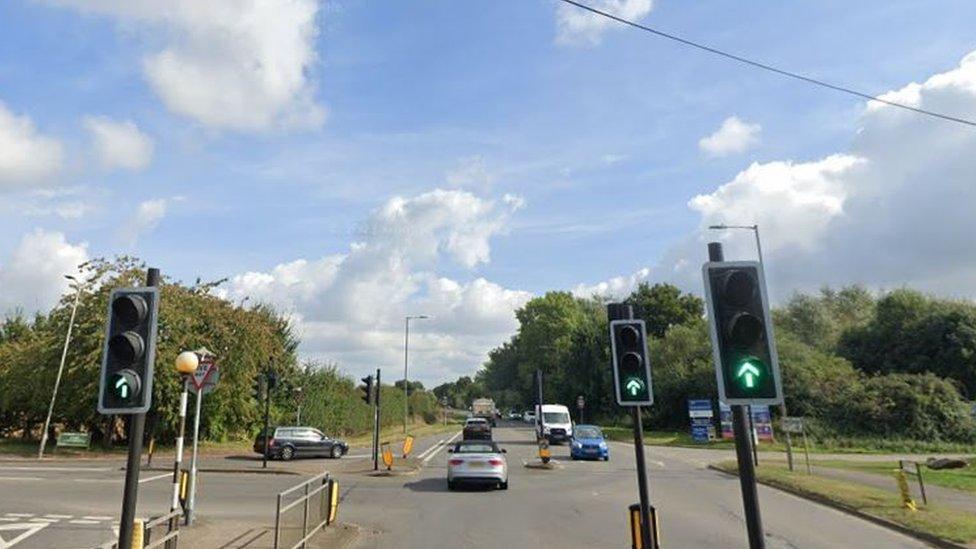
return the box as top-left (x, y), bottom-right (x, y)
top-left (570, 424), bottom-right (609, 461)
top-left (507, 410), bottom-right (522, 420)
top-left (463, 417), bottom-right (492, 440)
top-left (537, 404), bottom-right (574, 443)
top-left (253, 427), bottom-right (349, 461)
top-left (447, 440), bottom-right (508, 490)
top-left (522, 410), bottom-right (536, 423)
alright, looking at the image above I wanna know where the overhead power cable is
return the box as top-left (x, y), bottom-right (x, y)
top-left (557, 0), bottom-right (976, 128)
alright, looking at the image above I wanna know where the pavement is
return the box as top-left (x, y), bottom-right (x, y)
top-left (0, 424), bottom-right (942, 548)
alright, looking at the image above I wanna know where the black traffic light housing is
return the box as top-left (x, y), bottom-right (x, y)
top-left (609, 319), bottom-right (653, 406)
top-left (251, 375), bottom-right (265, 401)
top-left (361, 375), bottom-right (374, 405)
top-left (702, 261), bottom-right (783, 405)
top-left (98, 287), bottom-right (160, 414)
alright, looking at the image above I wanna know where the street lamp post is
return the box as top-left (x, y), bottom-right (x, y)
top-left (708, 223), bottom-right (794, 471)
top-left (38, 275), bottom-right (84, 459)
top-left (403, 315), bottom-right (429, 433)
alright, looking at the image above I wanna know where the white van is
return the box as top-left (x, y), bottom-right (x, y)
top-left (536, 404), bottom-right (573, 443)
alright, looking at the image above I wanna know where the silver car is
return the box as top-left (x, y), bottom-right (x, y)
top-left (447, 440), bottom-right (508, 490)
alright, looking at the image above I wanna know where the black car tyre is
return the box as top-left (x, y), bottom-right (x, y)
top-left (330, 445), bottom-right (340, 459)
top-left (447, 480), bottom-right (456, 491)
top-left (280, 446), bottom-right (295, 461)
top-left (499, 480), bottom-right (508, 490)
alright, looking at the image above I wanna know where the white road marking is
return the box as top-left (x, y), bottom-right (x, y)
top-left (0, 521), bottom-right (50, 547)
top-left (0, 477), bottom-right (42, 482)
top-left (416, 439), bottom-right (445, 461)
top-left (138, 473), bottom-right (170, 484)
top-left (345, 454), bottom-right (371, 459)
top-left (3, 514), bottom-right (33, 518)
top-left (43, 514), bottom-right (71, 519)
top-left (69, 519), bottom-right (100, 525)
top-left (73, 479), bottom-right (116, 483)
top-left (423, 431), bottom-right (462, 465)
top-left (83, 516), bottom-right (112, 521)
top-left (28, 518), bottom-right (59, 523)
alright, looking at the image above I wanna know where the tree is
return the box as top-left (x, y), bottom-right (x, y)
top-left (625, 283), bottom-right (703, 338)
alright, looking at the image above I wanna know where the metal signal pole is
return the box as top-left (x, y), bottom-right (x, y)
top-left (373, 368), bottom-right (381, 471)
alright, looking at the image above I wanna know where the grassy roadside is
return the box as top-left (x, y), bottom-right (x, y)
top-left (815, 459), bottom-right (976, 494)
top-left (343, 419), bottom-right (462, 447)
top-left (714, 460), bottom-right (976, 545)
top-left (601, 427), bottom-right (974, 455)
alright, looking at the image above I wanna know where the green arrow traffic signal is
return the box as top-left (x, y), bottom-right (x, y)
top-left (736, 361), bottom-right (761, 389)
top-left (625, 378), bottom-right (644, 396)
top-left (115, 376), bottom-right (130, 399)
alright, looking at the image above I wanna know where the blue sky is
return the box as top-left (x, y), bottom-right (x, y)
top-left (2, 1), bottom-right (976, 384)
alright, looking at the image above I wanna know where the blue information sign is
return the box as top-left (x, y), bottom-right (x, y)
top-left (687, 399), bottom-right (714, 443)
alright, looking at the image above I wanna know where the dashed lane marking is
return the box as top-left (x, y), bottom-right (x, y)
top-left (83, 516), bottom-right (112, 521)
top-left (0, 477), bottom-right (42, 482)
top-left (3, 514), bottom-right (33, 518)
top-left (43, 515), bottom-right (71, 519)
top-left (68, 520), bottom-right (100, 525)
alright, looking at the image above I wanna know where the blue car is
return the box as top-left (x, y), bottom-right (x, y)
top-left (570, 425), bottom-right (609, 461)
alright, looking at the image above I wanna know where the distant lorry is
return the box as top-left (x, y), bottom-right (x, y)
top-left (471, 398), bottom-right (498, 426)
top-left (536, 404), bottom-right (573, 443)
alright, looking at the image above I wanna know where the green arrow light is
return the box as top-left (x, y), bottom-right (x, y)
top-left (624, 378), bottom-right (644, 396)
top-left (736, 361), bottom-right (761, 389)
top-left (115, 376), bottom-right (130, 399)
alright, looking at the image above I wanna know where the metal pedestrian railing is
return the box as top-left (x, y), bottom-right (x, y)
top-left (143, 508), bottom-right (183, 549)
top-left (273, 471), bottom-right (339, 549)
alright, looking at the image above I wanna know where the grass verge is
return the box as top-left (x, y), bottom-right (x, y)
top-left (815, 459), bottom-right (976, 495)
top-left (601, 427), bottom-right (973, 455)
top-left (713, 460), bottom-right (976, 545)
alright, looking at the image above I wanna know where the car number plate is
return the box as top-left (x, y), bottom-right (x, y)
top-left (468, 461), bottom-right (487, 468)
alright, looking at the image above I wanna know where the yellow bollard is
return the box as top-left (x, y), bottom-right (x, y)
top-left (402, 435), bottom-right (415, 458)
top-left (382, 442), bottom-right (394, 470)
top-left (130, 518), bottom-right (144, 549)
top-left (895, 469), bottom-right (917, 511)
top-left (629, 504), bottom-right (643, 549)
top-left (327, 479), bottom-right (340, 525)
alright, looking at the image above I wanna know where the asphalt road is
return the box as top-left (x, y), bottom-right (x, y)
top-left (0, 430), bottom-right (452, 548)
top-left (337, 422), bottom-right (930, 548)
top-left (0, 425), bottom-right (932, 548)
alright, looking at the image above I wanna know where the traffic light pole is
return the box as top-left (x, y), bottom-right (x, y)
top-left (373, 369), bottom-right (381, 471)
top-left (608, 303), bottom-right (653, 549)
top-left (118, 267), bottom-right (159, 549)
top-left (709, 242), bottom-right (764, 549)
top-left (263, 370), bottom-right (272, 470)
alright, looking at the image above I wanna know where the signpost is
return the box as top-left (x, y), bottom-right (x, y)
top-left (576, 395), bottom-right (585, 424)
top-left (185, 349), bottom-right (218, 525)
top-left (687, 399), bottom-right (715, 443)
top-left (782, 417), bottom-right (812, 474)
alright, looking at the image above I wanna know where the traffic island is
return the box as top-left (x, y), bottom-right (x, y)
top-left (710, 460), bottom-right (976, 548)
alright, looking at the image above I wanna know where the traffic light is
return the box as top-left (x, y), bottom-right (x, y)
top-left (609, 319), bottom-right (653, 406)
top-left (251, 375), bottom-right (265, 401)
top-left (98, 287), bottom-right (160, 414)
top-left (361, 375), bottom-right (374, 405)
top-left (702, 261), bottom-right (783, 405)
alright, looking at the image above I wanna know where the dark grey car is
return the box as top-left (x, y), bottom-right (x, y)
top-left (254, 427), bottom-right (349, 461)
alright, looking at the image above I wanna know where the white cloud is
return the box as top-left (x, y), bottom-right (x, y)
top-left (573, 267), bottom-right (650, 299)
top-left (555, 0), bottom-right (653, 46)
top-left (698, 116), bottom-right (762, 157)
top-left (45, 0), bottom-right (324, 132)
top-left (0, 102), bottom-right (63, 189)
top-left (658, 50), bottom-right (976, 299)
top-left (219, 189), bottom-right (531, 385)
top-left (84, 116), bottom-right (154, 171)
top-left (0, 230), bottom-right (88, 315)
top-left (118, 197), bottom-right (173, 247)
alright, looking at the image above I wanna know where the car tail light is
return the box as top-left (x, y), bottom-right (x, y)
top-left (488, 458), bottom-right (504, 466)
top-left (449, 459), bottom-right (464, 466)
